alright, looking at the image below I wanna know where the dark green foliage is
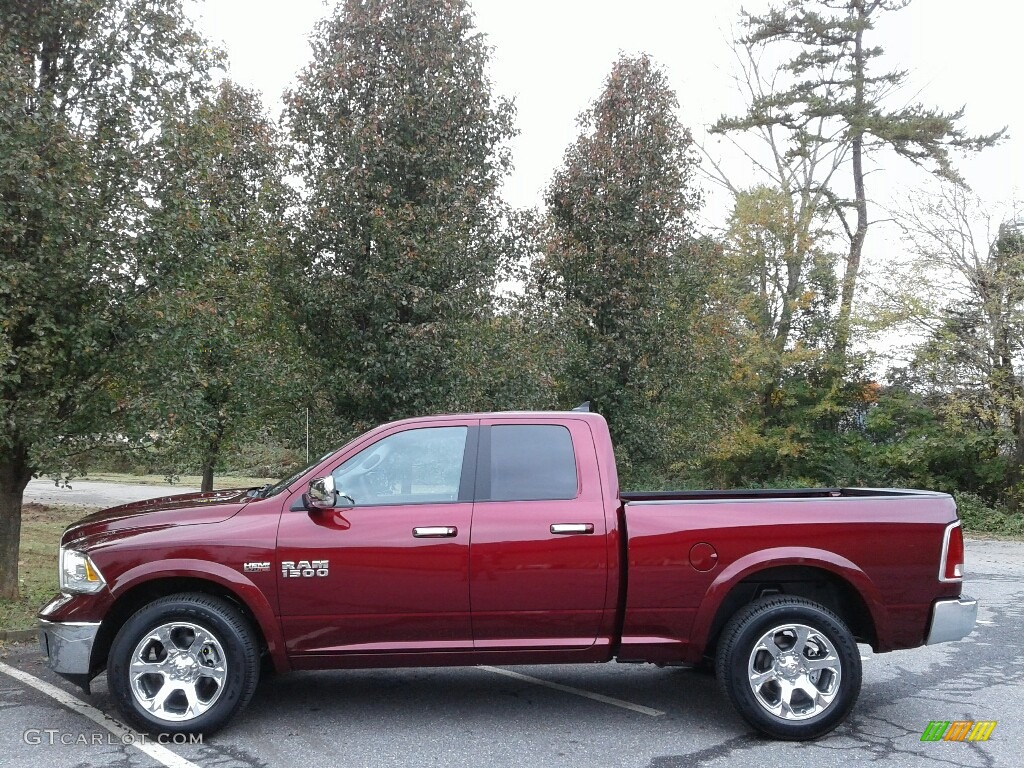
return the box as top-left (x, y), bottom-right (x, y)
top-left (0, 0), bottom-right (219, 597)
top-left (954, 493), bottom-right (1024, 537)
top-left (538, 54), bottom-right (710, 476)
top-left (125, 81), bottom-right (297, 491)
top-left (706, 356), bottom-right (872, 488)
top-left (443, 209), bottom-right (567, 414)
top-left (283, 0), bottom-right (516, 436)
top-left (860, 382), bottom-right (1005, 497)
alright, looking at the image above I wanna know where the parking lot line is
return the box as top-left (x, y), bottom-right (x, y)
top-left (479, 665), bottom-right (665, 717)
top-left (0, 661), bottom-right (199, 768)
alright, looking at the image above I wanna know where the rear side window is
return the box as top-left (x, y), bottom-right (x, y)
top-left (489, 425), bottom-right (578, 501)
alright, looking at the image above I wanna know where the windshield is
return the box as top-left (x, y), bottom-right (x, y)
top-left (261, 450), bottom-right (337, 498)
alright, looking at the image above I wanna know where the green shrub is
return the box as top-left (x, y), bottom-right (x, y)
top-left (955, 492), bottom-right (1024, 537)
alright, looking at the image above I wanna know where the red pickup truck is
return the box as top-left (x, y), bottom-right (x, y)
top-left (39, 409), bottom-right (975, 740)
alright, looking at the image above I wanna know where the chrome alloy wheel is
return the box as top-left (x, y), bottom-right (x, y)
top-left (747, 622), bottom-right (842, 721)
top-left (128, 621), bottom-right (228, 722)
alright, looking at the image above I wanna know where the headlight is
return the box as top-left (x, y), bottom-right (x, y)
top-left (59, 548), bottom-right (106, 594)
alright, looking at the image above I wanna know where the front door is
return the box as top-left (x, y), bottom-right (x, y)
top-left (277, 421), bottom-right (478, 655)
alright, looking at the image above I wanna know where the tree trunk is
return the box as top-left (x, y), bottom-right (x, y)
top-left (0, 446), bottom-right (33, 601)
top-left (1009, 405), bottom-right (1024, 514)
top-left (998, 339), bottom-right (1024, 513)
top-left (199, 412), bottom-right (228, 494)
top-left (201, 461), bottom-right (215, 493)
top-left (833, 1), bottom-right (869, 359)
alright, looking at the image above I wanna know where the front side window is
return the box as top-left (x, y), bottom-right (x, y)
top-left (489, 424), bottom-right (578, 501)
top-left (332, 426), bottom-right (468, 506)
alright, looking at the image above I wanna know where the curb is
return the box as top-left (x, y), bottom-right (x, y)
top-left (0, 629), bottom-right (37, 644)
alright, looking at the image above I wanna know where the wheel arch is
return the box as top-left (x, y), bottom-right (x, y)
top-left (690, 549), bottom-right (884, 663)
top-left (93, 564), bottom-right (288, 677)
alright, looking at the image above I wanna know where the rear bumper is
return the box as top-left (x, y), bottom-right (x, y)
top-left (926, 595), bottom-right (977, 645)
top-left (38, 619), bottom-right (99, 676)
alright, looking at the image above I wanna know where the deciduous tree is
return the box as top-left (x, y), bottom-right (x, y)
top-left (539, 54), bottom-right (704, 474)
top-left (877, 184), bottom-right (1024, 507)
top-left (283, 0), bottom-right (515, 431)
top-left (0, 0), bottom-right (217, 599)
top-left (128, 81), bottom-right (295, 492)
top-left (706, 185), bottom-right (856, 486)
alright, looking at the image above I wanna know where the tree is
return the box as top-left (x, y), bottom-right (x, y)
top-left (127, 81), bottom-right (295, 492)
top-left (283, 0), bottom-right (515, 432)
top-left (445, 210), bottom-right (567, 414)
top-left (721, 185), bottom-right (838, 385)
top-left (0, 0), bottom-right (218, 599)
top-left (705, 184), bottom-right (868, 486)
top-left (538, 54), bottom-right (704, 474)
top-left (713, 0), bottom-right (1004, 358)
top-left (876, 184), bottom-right (1024, 508)
top-left (859, 375), bottom-right (1005, 500)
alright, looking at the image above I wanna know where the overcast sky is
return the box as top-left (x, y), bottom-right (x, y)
top-left (187, 0), bottom-right (1022, 232)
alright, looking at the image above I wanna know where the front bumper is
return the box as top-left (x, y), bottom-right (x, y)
top-left (39, 619), bottom-right (100, 677)
top-left (926, 595), bottom-right (978, 645)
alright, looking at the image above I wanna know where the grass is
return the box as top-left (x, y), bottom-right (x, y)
top-left (79, 471), bottom-right (276, 488)
top-left (0, 504), bottom-right (100, 633)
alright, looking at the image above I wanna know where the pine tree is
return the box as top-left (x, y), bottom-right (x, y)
top-left (713, 0), bottom-right (1004, 357)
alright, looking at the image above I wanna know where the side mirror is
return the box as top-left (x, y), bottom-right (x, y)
top-left (307, 475), bottom-right (336, 510)
top-left (306, 475), bottom-right (354, 510)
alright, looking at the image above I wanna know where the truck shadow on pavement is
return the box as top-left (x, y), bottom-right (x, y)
top-left (247, 664), bottom-right (730, 718)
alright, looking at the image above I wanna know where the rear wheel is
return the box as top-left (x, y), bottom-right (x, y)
top-left (716, 596), bottom-right (861, 740)
top-left (108, 593), bottom-right (259, 734)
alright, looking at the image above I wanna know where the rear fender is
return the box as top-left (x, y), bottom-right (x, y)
top-left (687, 547), bottom-right (886, 663)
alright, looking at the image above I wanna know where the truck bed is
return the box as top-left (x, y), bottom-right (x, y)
top-left (616, 485), bottom-right (960, 664)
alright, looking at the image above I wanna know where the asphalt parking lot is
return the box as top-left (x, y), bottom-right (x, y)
top-left (24, 478), bottom-right (202, 508)
top-left (1, 537), bottom-right (1020, 768)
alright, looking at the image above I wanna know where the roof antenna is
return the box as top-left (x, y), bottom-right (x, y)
top-left (572, 401), bottom-right (590, 412)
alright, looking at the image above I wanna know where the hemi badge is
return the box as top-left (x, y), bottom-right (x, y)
top-left (243, 562), bottom-right (271, 573)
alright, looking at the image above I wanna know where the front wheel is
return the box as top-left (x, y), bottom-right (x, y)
top-left (716, 596), bottom-right (862, 740)
top-left (108, 593), bottom-right (260, 734)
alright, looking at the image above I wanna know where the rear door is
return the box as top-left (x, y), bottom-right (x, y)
top-left (469, 417), bottom-right (610, 649)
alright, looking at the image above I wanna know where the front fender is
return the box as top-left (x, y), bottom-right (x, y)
top-left (110, 558), bottom-right (290, 673)
top-left (686, 547), bottom-right (887, 662)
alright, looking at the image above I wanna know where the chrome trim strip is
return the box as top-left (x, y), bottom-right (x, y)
top-left (39, 620), bottom-right (99, 627)
top-left (625, 493), bottom-right (949, 506)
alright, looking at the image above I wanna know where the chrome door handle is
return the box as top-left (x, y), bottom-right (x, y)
top-left (413, 526), bottom-right (458, 538)
top-left (550, 523), bottom-right (595, 535)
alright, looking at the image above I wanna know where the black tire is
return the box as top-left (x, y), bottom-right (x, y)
top-left (108, 592), bottom-right (260, 735)
top-left (716, 596), bottom-right (861, 741)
